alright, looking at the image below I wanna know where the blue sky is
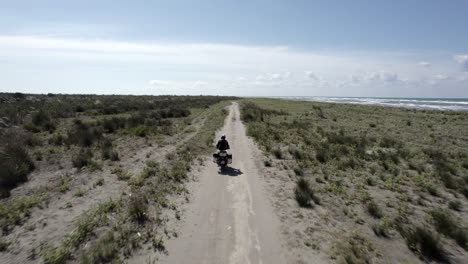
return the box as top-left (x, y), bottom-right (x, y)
top-left (1, 0), bottom-right (467, 97)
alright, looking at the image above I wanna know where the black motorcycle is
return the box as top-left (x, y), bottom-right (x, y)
top-left (213, 150), bottom-right (232, 168)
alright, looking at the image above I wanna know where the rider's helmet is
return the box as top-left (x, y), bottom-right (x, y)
top-left (221, 135), bottom-right (226, 140)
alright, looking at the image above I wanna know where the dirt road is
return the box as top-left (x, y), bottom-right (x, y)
top-left (160, 102), bottom-right (286, 264)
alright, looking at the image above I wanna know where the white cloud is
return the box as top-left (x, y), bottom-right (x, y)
top-left (269, 73), bottom-right (282, 80)
top-left (305, 71), bottom-right (318, 80)
top-left (454, 55), bottom-right (468, 71)
top-left (365, 71), bottom-right (399, 82)
top-left (418, 61), bottom-right (431, 67)
top-left (434, 74), bottom-right (450, 80)
top-left (255, 75), bottom-right (266, 81)
top-left (349, 74), bottom-right (361, 83)
top-left (148, 80), bottom-right (171, 86)
top-left (190, 81), bottom-right (208, 89)
top-left (0, 35), bottom-right (467, 97)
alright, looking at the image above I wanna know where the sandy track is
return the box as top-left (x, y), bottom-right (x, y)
top-left (160, 102), bottom-right (286, 264)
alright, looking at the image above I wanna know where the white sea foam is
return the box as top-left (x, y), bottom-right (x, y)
top-left (274, 97), bottom-right (468, 111)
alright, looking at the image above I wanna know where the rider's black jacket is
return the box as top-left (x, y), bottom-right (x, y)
top-left (216, 139), bottom-right (230, 150)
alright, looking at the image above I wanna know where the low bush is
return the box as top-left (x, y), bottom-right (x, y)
top-left (72, 149), bottom-right (93, 168)
top-left (294, 178), bottom-right (319, 207)
top-left (101, 147), bottom-right (119, 161)
top-left (271, 147), bottom-right (284, 159)
top-left (430, 209), bottom-right (467, 249)
top-left (130, 125), bottom-right (151, 137)
top-left (111, 168), bottom-right (132, 181)
top-left (448, 200), bottom-right (462, 211)
top-left (67, 122), bottom-right (102, 147)
top-left (23, 133), bottom-right (42, 147)
top-left (241, 102), bottom-right (286, 123)
top-left (289, 146), bottom-right (305, 160)
top-left (31, 110), bottom-right (56, 132)
top-left (154, 108), bottom-right (191, 118)
top-left (128, 193), bottom-right (148, 223)
top-left (366, 200), bottom-right (383, 219)
top-left (48, 133), bottom-right (65, 146)
top-left (315, 145), bottom-right (329, 163)
top-left (0, 143), bottom-right (35, 197)
top-left (293, 167), bottom-right (304, 176)
top-left (334, 232), bottom-right (374, 264)
top-left (372, 218), bottom-right (391, 238)
top-left (102, 117), bottom-right (126, 133)
top-left (0, 196), bottom-right (43, 233)
top-left (81, 231), bottom-right (119, 264)
top-left (171, 161), bottom-right (188, 182)
top-left (402, 225), bottom-right (447, 262)
top-left (379, 136), bottom-right (402, 149)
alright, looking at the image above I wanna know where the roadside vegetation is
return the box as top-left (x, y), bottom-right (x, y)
top-left (241, 98), bottom-right (468, 263)
top-left (0, 93), bottom-right (233, 262)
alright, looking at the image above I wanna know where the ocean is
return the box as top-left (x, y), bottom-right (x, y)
top-left (274, 97), bottom-right (468, 112)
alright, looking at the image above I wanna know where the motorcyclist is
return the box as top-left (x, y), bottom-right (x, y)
top-left (216, 135), bottom-right (230, 151)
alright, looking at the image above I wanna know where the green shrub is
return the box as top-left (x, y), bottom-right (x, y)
top-left (111, 168), bottom-right (131, 181)
top-left (289, 146), bottom-right (304, 160)
top-left (448, 200), bottom-right (462, 211)
top-left (128, 194), bottom-right (148, 223)
top-left (42, 245), bottom-right (70, 264)
top-left (365, 176), bottom-right (376, 186)
top-left (463, 187), bottom-right (468, 198)
top-left (0, 196), bottom-right (43, 233)
top-left (102, 117), bottom-right (126, 133)
top-left (366, 200), bottom-right (383, 219)
top-left (430, 209), bottom-right (467, 249)
top-left (81, 231), bottom-right (119, 264)
top-left (75, 105), bottom-right (85, 112)
top-left (272, 147), bottom-right (284, 159)
top-left (430, 208), bottom-right (458, 236)
top-left (72, 149), bottom-right (93, 168)
top-left (315, 146), bottom-right (329, 163)
top-left (372, 218), bottom-right (392, 238)
top-left (379, 136), bottom-right (402, 149)
top-left (48, 133), bottom-right (65, 145)
top-left (334, 232), bottom-right (374, 264)
top-left (67, 122), bottom-right (101, 147)
top-left (109, 150), bottom-right (119, 161)
top-left (0, 239), bottom-right (9, 251)
top-left (294, 167), bottom-right (304, 176)
top-left (130, 125), bottom-right (151, 137)
top-left (0, 144), bottom-right (35, 197)
top-left (402, 226), bottom-right (447, 262)
top-left (23, 133), bottom-right (42, 147)
top-left (141, 166), bottom-right (158, 179)
top-left (31, 110), bottom-right (55, 132)
top-left (171, 161), bottom-right (188, 182)
top-left (313, 106), bottom-right (326, 119)
top-left (294, 178), bottom-right (319, 207)
top-left (101, 147), bottom-right (119, 161)
top-left (241, 102), bottom-right (286, 123)
top-left (264, 160), bottom-right (273, 167)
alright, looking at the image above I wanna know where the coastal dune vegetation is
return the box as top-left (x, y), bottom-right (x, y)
top-left (0, 93), bottom-right (234, 263)
top-left (241, 98), bottom-right (468, 263)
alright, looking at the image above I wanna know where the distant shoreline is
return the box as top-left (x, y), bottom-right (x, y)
top-left (269, 96), bottom-right (468, 112)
